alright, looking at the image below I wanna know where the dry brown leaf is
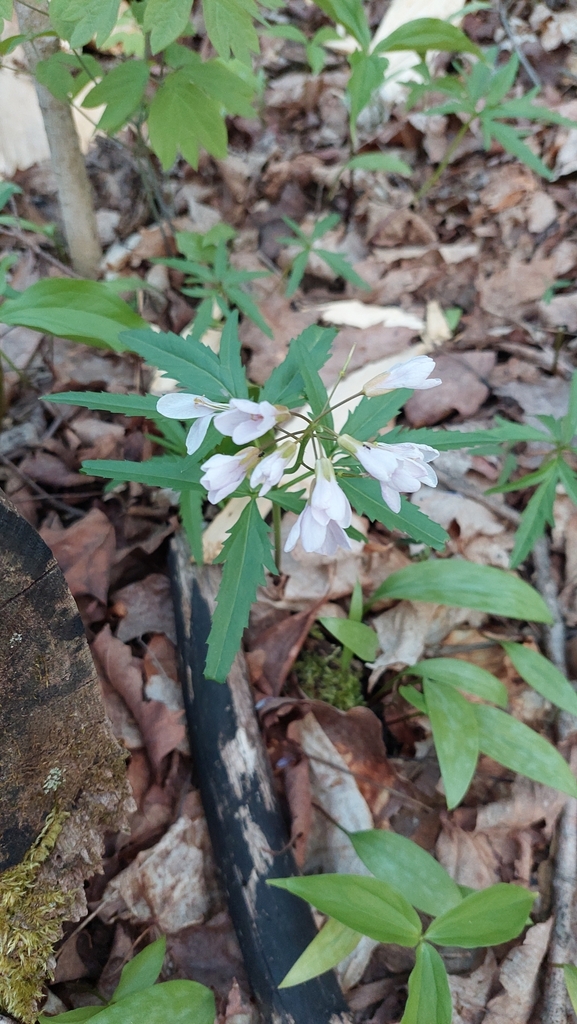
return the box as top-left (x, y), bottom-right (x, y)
top-left (436, 818), bottom-right (501, 889)
top-left (0, 324), bottom-right (42, 370)
top-left (98, 674), bottom-right (144, 751)
top-left (477, 257), bottom-right (556, 319)
top-left (368, 206), bottom-right (437, 247)
top-left (404, 352), bottom-right (495, 427)
top-left (20, 450), bottom-right (90, 488)
top-left (373, 266), bottom-right (434, 305)
top-left (475, 777), bottom-right (566, 838)
top-left (281, 749), bottom-right (313, 869)
top-left (41, 507), bottom-right (115, 603)
top-left (526, 191), bottom-right (558, 233)
top-left (112, 573), bottom-right (177, 644)
top-left (412, 490), bottom-right (515, 568)
top-left (483, 919), bottom-right (553, 1024)
top-left (370, 601), bottom-right (486, 683)
top-left (479, 166), bottom-right (537, 212)
top-left (223, 979), bottom-right (255, 1024)
top-left (241, 293), bottom-right (318, 384)
top-left (449, 951), bottom-right (498, 1024)
top-left (492, 375), bottom-right (570, 424)
top-left (92, 625), bottom-right (185, 777)
top-left (53, 935), bottom-right (90, 985)
top-left (246, 604), bottom-right (321, 696)
top-left (312, 703), bottom-right (403, 824)
top-left (320, 324), bottom-right (417, 384)
top-left (539, 289), bottom-right (577, 333)
top-left (167, 910), bottom-right (247, 1002)
top-left (99, 814), bottom-right (214, 933)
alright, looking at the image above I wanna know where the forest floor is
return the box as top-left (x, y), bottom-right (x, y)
top-left (3, 2), bottom-right (577, 1021)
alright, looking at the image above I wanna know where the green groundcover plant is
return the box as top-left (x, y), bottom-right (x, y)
top-left (37, 937), bottom-right (214, 1024)
top-left (270, 828), bottom-right (536, 1024)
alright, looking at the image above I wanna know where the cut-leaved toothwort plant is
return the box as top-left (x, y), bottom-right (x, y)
top-left (45, 317), bottom-right (577, 691)
top-left (47, 319), bottom-right (452, 684)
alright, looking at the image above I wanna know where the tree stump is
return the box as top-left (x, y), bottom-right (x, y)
top-left (0, 492), bottom-right (130, 1021)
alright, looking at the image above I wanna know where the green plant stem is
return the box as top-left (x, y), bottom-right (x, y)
top-left (340, 645), bottom-right (353, 671)
top-left (415, 118), bottom-right (473, 202)
top-left (273, 500), bottom-right (282, 574)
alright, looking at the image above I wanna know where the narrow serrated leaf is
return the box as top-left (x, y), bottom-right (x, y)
top-left (82, 455), bottom-right (201, 489)
top-left (262, 325), bottom-right (336, 406)
top-left (218, 312), bottom-right (248, 397)
top-left (342, 391), bottom-right (410, 441)
top-left (119, 327), bottom-right (231, 400)
top-left (509, 472), bottom-right (557, 568)
top-left (339, 476), bottom-right (448, 550)
top-left (205, 501), bottom-right (276, 682)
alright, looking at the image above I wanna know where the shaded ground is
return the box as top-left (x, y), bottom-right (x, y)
top-left (2, 3), bottom-right (577, 1021)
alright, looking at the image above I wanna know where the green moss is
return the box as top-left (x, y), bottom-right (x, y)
top-left (294, 636), bottom-right (365, 711)
top-left (0, 807), bottom-right (73, 1023)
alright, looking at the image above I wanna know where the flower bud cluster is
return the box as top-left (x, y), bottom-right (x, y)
top-left (157, 355), bottom-right (442, 557)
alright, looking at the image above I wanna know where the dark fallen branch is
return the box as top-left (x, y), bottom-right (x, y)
top-left (169, 534), bottom-right (352, 1024)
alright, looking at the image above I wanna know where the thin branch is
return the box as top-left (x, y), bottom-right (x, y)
top-left (0, 453), bottom-right (85, 519)
top-left (498, 0), bottom-right (541, 90)
top-left (535, 537), bottom-right (577, 1024)
top-left (435, 470), bottom-right (521, 527)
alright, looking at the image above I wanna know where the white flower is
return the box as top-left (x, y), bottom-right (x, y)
top-left (363, 355), bottom-right (442, 396)
top-left (214, 398), bottom-right (289, 445)
top-left (156, 392), bottom-right (228, 455)
top-left (250, 442), bottom-right (296, 497)
top-left (200, 447), bottom-right (260, 504)
top-left (285, 458), bottom-right (352, 556)
top-left (339, 434), bottom-right (439, 514)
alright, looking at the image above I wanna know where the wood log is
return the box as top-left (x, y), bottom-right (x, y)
top-left (169, 534), bottom-right (353, 1024)
top-left (0, 492), bottom-right (130, 1021)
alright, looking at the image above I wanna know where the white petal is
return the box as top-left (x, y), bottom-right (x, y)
top-left (318, 520), bottom-right (351, 555)
top-left (185, 415), bottom-right (212, 455)
top-left (157, 393), bottom-right (207, 419)
top-left (284, 514), bottom-right (303, 552)
top-left (232, 419), bottom-right (269, 445)
top-left (300, 506), bottom-right (329, 553)
top-left (380, 482), bottom-right (401, 513)
top-left (214, 408), bottom-right (247, 436)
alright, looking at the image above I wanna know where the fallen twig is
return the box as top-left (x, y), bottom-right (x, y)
top-left (534, 537), bottom-right (577, 1024)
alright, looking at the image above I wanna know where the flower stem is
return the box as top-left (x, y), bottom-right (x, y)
top-left (415, 118), bottom-right (473, 203)
top-left (273, 501), bottom-right (283, 574)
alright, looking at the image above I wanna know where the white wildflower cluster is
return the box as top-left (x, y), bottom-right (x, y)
top-left (157, 355), bottom-right (442, 556)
